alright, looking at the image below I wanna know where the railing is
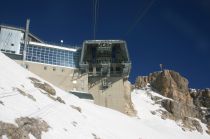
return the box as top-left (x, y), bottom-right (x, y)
top-left (41, 41), bottom-right (81, 50)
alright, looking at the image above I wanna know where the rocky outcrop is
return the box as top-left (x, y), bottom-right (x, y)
top-left (136, 70), bottom-right (193, 104)
top-left (28, 77), bottom-right (66, 104)
top-left (135, 70), bottom-right (210, 134)
top-left (135, 76), bottom-right (148, 89)
top-left (29, 77), bottom-right (56, 96)
top-left (0, 117), bottom-right (49, 139)
top-left (190, 88), bottom-right (210, 108)
top-left (15, 87), bottom-right (36, 102)
top-left (70, 105), bottom-right (82, 113)
top-left (135, 70), bottom-right (197, 119)
top-left (190, 88), bottom-right (210, 134)
top-left (0, 101), bottom-right (3, 105)
top-left (160, 99), bottom-right (202, 120)
top-left (182, 117), bottom-right (203, 133)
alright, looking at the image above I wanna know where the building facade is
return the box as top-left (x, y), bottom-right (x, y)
top-left (0, 24), bottom-right (87, 92)
top-left (0, 22), bottom-right (134, 115)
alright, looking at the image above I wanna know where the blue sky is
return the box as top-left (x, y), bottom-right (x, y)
top-left (0, 0), bottom-right (210, 88)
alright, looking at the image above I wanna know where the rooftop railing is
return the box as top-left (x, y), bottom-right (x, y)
top-left (42, 40), bottom-right (81, 50)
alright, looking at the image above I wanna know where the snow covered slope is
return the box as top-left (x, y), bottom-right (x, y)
top-left (132, 89), bottom-right (210, 139)
top-left (0, 52), bottom-right (209, 139)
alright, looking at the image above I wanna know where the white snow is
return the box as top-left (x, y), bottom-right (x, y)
top-left (132, 89), bottom-right (210, 139)
top-left (0, 52), bottom-right (209, 139)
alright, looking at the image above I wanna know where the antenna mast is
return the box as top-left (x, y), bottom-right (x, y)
top-left (23, 19), bottom-right (30, 62)
top-left (93, 0), bottom-right (99, 39)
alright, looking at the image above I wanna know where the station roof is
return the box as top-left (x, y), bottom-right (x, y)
top-left (0, 24), bottom-right (80, 51)
top-left (0, 24), bottom-right (44, 43)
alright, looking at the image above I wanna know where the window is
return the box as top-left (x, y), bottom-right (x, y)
top-left (25, 44), bottom-right (79, 68)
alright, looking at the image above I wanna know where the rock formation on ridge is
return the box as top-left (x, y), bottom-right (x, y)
top-left (135, 70), bottom-right (210, 134)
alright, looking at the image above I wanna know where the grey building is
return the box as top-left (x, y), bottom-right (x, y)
top-left (0, 21), bottom-right (134, 115)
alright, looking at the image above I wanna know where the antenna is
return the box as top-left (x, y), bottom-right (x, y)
top-left (23, 19), bottom-right (30, 61)
top-left (93, 0), bottom-right (99, 39)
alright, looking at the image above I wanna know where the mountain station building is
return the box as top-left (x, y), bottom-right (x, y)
top-left (0, 21), bottom-right (134, 114)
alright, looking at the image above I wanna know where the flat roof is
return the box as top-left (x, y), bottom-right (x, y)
top-left (0, 24), bottom-right (80, 51)
top-left (0, 24), bottom-right (44, 43)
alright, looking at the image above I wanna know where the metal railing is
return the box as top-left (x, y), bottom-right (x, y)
top-left (41, 40), bottom-right (81, 50)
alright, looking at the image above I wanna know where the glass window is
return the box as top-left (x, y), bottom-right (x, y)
top-left (26, 44), bottom-right (79, 68)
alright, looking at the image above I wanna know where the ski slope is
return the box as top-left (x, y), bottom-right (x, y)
top-left (0, 52), bottom-right (209, 139)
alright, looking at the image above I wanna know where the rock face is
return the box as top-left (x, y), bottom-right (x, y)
top-left (136, 70), bottom-right (192, 104)
top-left (0, 117), bottom-right (49, 139)
top-left (190, 88), bottom-right (210, 132)
top-left (29, 77), bottom-right (56, 96)
top-left (135, 70), bottom-right (210, 134)
top-left (190, 88), bottom-right (210, 108)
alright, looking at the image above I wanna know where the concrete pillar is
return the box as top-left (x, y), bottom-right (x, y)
top-left (93, 66), bottom-right (96, 76)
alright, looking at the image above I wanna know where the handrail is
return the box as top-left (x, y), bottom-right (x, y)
top-left (41, 41), bottom-right (81, 49)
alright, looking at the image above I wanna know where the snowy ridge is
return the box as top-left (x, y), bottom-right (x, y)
top-left (132, 89), bottom-right (209, 139)
top-left (0, 52), bottom-right (209, 139)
